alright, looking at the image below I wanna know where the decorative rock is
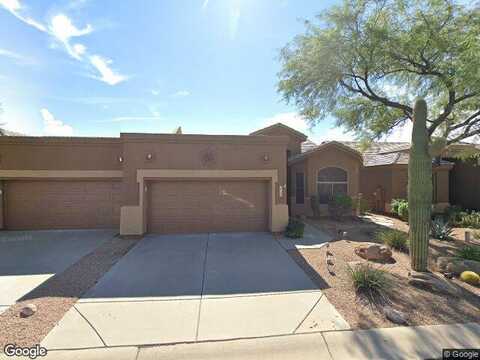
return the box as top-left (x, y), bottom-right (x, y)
top-left (355, 243), bottom-right (392, 261)
top-left (408, 272), bottom-right (460, 296)
top-left (436, 257), bottom-right (452, 272)
top-left (20, 304), bottom-right (37, 318)
top-left (383, 306), bottom-right (408, 325)
top-left (460, 271), bottom-right (480, 285)
top-left (446, 259), bottom-right (480, 275)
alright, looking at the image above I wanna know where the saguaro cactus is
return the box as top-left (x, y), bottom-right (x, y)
top-left (408, 98), bottom-right (432, 272)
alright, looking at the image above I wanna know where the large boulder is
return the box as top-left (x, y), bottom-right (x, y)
top-left (355, 243), bottom-right (392, 261)
top-left (383, 306), bottom-right (408, 325)
top-left (408, 271), bottom-right (460, 296)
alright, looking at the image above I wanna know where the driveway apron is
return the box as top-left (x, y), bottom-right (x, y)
top-left (0, 230), bottom-right (114, 306)
top-left (43, 232), bottom-right (348, 349)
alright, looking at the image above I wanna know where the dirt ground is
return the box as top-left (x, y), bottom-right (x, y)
top-left (289, 214), bottom-right (480, 330)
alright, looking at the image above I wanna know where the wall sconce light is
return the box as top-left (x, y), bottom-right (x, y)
top-left (146, 153), bottom-right (153, 161)
top-left (263, 153), bottom-right (270, 162)
top-left (118, 156), bottom-right (124, 163)
top-left (279, 184), bottom-right (285, 198)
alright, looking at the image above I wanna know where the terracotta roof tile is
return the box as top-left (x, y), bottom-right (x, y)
top-left (297, 140), bottom-right (454, 167)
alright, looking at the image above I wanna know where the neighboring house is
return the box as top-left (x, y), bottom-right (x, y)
top-left (252, 123), bottom-right (455, 217)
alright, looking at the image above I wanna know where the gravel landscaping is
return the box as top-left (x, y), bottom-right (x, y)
top-left (288, 215), bottom-right (480, 330)
top-left (0, 236), bottom-right (139, 349)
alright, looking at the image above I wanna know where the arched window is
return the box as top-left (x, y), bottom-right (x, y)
top-left (317, 167), bottom-right (348, 204)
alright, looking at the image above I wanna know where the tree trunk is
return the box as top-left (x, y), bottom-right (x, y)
top-left (408, 98), bottom-right (432, 272)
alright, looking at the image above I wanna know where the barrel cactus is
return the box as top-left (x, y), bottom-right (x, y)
top-left (408, 99), bottom-right (432, 272)
top-left (460, 271), bottom-right (480, 285)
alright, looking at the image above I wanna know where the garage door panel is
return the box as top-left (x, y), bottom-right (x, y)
top-left (5, 180), bottom-right (122, 230)
top-left (149, 180), bottom-right (268, 234)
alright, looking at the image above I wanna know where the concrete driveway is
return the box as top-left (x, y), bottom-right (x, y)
top-left (0, 229), bottom-right (115, 311)
top-left (42, 232), bottom-right (348, 349)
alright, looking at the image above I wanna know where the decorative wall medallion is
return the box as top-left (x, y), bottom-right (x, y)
top-left (200, 147), bottom-right (217, 167)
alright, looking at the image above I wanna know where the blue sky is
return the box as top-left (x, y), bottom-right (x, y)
top-left (0, 0), bottom-right (412, 142)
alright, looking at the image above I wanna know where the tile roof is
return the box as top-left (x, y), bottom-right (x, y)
top-left (297, 140), bottom-right (454, 167)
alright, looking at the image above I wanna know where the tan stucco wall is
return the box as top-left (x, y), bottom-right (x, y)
top-left (360, 166), bottom-right (393, 212)
top-left (0, 133), bottom-right (289, 234)
top-left (290, 146), bottom-right (362, 216)
top-left (360, 165), bottom-right (451, 213)
top-left (120, 134), bottom-right (288, 208)
top-left (252, 127), bottom-right (304, 155)
top-left (0, 137), bottom-right (122, 170)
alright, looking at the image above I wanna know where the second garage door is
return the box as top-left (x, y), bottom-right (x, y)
top-left (148, 180), bottom-right (268, 233)
top-left (5, 180), bottom-right (122, 230)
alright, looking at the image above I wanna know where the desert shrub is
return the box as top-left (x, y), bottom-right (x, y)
top-left (458, 211), bottom-right (480, 229)
top-left (391, 199), bottom-right (408, 221)
top-left (285, 218), bottom-right (305, 238)
top-left (430, 217), bottom-right (453, 241)
top-left (457, 245), bottom-right (480, 262)
top-left (445, 205), bottom-right (463, 224)
top-left (310, 195), bottom-right (320, 217)
top-left (375, 229), bottom-right (409, 252)
top-left (348, 264), bottom-right (391, 299)
top-left (391, 198), bottom-right (403, 215)
top-left (473, 230), bottom-right (480, 241)
top-left (397, 202), bottom-right (409, 222)
top-left (328, 194), bottom-right (353, 218)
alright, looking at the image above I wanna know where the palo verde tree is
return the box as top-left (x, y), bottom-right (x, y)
top-left (278, 0), bottom-right (480, 271)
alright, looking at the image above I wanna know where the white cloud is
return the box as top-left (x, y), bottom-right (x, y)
top-left (313, 126), bottom-right (355, 144)
top-left (89, 55), bottom-right (127, 85)
top-left (100, 116), bottom-right (161, 123)
top-left (202, 0), bottom-right (209, 9)
top-left (0, 48), bottom-right (32, 64)
top-left (0, 0), bottom-right (46, 31)
top-left (172, 90), bottom-right (190, 98)
top-left (49, 14), bottom-right (92, 60)
top-left (72, 43), bottom-right (86, 57)
top-left (41, 108), bottom-right (74, 136)
top-left (0, 0), bottom-right (20, 10)
top-left (0, 1), bottom-right (128, 85)
top-left (263, 112), bottom-right (309, 133)
top-left (229, 6), bottom-right (240, 39)
top-left (50, 14), bottom-right (92, 42)
top-left (151, 89), bottom-right (160, 96)
top-left (381, 120), bottom-right (413, 142)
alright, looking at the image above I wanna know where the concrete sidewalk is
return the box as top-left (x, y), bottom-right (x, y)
top-left (26, 322), bottom-right (480, 360)
top-left (277, 224), bottom-right (332, 250)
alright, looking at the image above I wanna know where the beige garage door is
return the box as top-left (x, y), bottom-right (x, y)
top-left (5, 180), bottom-right (121, 230)
top-left (148, 180), bottom-right (268, 234)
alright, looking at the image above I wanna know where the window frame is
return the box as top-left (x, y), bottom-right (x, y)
top-left (295, 172), bottom-right (305, 204)
top-left (316, 167), bottom-right (348, 204)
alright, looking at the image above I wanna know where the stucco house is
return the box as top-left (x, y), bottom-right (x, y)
top-left (0, 122), bottom-right (474, 235)
top-left (0, 132), bottom-right (290, 235)
top-left (252, 123), bottom-right (455, 217)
